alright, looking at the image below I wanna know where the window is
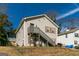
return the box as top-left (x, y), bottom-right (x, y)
top-left (75, 33), bottom-right (79, 37)
top-left (74, 40), bottom-right (78, 44)
top-left (30, 23), bottom-right (34, 32)
top-left (65, 34), bottom-right (68, 38)
top-left (51, 28), bottom-right (56, 34)
top-left (45, 26), bottom-right (56, 33)
top-left (30, 23), bottom-right (34, 26)
top-left (45, 26), bottom-right (50, 32)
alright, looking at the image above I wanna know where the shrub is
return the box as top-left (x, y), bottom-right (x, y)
top-left (74, 46), bottom-right (79, 49)
top-left (57, 43), bottom-right (62, 47)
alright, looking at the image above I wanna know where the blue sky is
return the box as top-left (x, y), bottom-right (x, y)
top-left (1, 3), bottom-right (79, 29)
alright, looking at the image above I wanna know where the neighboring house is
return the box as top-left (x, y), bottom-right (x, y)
top-left (15, 14), bottom-right (59, 47)
top-left (57, 28), bottom-right (79, 47)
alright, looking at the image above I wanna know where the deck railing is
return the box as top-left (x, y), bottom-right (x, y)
top-left (33, 27), bottom-right (56, 45)
top-left (28, 26), bottom-right (56, 45)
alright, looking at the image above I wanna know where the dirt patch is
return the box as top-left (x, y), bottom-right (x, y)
top-left (0, 46), bottom-right (79, 56)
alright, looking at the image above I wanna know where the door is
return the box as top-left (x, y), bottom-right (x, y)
top-left (30, 23), bottom-right (34, 33)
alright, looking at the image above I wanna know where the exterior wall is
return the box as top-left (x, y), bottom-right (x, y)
top-left (57, 33), bottom-right (75, 46)
top-left (23, 22), bottom-right (29, 46)
top-left (16, 23), bottom-right (24, 47)
top-left (74, 30), bottom-right (79, 46)
top-left (24, 17), bottom-right (58, 46)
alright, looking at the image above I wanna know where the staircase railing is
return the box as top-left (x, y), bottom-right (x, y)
top-left (33, 27), bottom-right (55, 45)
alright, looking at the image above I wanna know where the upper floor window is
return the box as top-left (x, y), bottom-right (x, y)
top-left (45, 26), bottom-right (56, 33)
top-left (30, 23), bottom-right (34, 32)
top-left (45, 26), bottom-right (50, 32)
top-left (74, 33), bottom-right (79, 37)
top-left (65, 34), bottom-right (68, 38)
top-left (21, 26), bottom-right (23, 29)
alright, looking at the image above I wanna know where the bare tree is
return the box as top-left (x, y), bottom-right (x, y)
top-left (46, 10), bottom-right (59, 22)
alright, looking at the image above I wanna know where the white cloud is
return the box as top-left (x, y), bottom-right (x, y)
top-left (56, 8), bottom-right (79, 20)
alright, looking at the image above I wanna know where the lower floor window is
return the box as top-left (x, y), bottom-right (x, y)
top-left (74, 33), bottom-right (79, 37)
top-left (74, 40), bottom-right (78, 44)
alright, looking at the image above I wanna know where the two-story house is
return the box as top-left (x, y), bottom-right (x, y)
top-left (15, 14), bottom-right (59, 47)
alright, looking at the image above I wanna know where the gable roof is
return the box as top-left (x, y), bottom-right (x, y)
top-left (15, 14), bottom-right (59, 34)
top-left (58, 28), bottom-right (79, 36)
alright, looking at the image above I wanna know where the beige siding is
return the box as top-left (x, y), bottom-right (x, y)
top-left (24, 17), bottom-right (58, 46)
top-left (16, 23), bottom-right (24, 47)
top-left (23, 22), bottom-right (29, 46)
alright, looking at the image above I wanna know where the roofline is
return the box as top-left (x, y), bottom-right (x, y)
top-left (58, 29), bottom-right (79, 36)
top-left (15, 14), bottom-right (59, 34)
top-left (23, 14), bottom-right (59, 28)
top-left (44, 14), bottom-right (59, 28)
top-left (15, 18), bottom-right (24, 34)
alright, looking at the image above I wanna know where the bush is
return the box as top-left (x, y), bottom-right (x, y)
top-left (74, 46), bottom-right (79, 49)
top-left (57, 43), bottom-right (62, 47)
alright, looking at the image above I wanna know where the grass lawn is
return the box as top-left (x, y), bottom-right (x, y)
top-left (0, 46), bottom-right (79, 56)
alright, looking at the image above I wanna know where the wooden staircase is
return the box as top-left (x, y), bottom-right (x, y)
top-left (28, 26), bottom-right (55, 46)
